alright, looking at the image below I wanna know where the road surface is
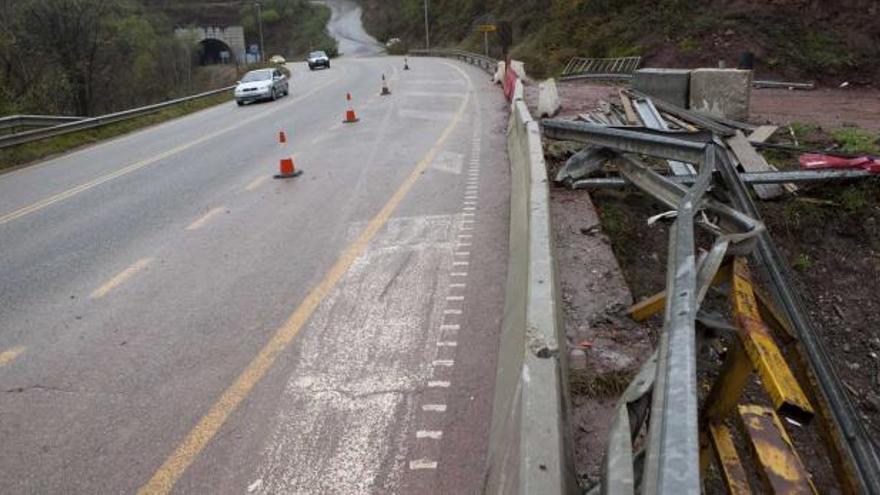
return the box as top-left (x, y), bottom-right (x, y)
top-left (0, 8), bottom-right (510, 495)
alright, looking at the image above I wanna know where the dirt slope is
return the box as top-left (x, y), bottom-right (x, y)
top-left (359, 0), bottom-right (879, 84)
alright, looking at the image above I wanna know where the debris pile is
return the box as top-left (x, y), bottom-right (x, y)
top-left (542, 90), bottom-right (880, 493)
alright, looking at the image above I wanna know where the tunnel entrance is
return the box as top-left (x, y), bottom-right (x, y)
top-left (197, 38), bottom-right (233, 65)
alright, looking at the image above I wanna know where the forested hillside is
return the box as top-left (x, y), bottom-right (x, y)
top-left (0, 0), bottom-right (335, 117)
top-left (360, 0), bottom-right (880, 83)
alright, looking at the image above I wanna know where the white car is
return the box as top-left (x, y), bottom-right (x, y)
top-left (270, 55), bottom-right (286, 64)
top-left (235, 68), bottom-right (289, 106)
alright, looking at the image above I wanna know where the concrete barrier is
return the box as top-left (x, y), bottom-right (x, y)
top-left (632, 68), bottom-right (691, 109)
top-left (538, 78), bottom-right (561, 118)
top-left (494, 61), bottom-right (507, 84)
top-left (689, 68), bottom-right (752, 120)
top-left (483, 79), bottom-right (575, 495)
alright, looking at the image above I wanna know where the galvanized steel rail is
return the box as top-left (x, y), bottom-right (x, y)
top-left (0, 115), bottom-right (86, 134)
top-left (408, 49), bottom-right (497, 74)
top-left (0, 86), bottom-right (234, 150)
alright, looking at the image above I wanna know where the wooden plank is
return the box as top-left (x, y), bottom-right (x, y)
top-left (618, 90), bottom-right (640, 125)
top-left (748, 125), bottom-right (779, 144)
top-left (727, 131), bottom-right (785, 199)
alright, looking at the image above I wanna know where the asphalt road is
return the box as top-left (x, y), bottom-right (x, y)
top-left (0, 11), bottom-right (511, 495)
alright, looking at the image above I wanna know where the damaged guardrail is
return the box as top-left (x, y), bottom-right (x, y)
top-left (543, 88), bottom-right (880, 493)
top-left (0, 86), bottom-right (234, 150)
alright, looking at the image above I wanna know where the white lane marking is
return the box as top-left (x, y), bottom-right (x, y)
top-left (186, 206), bottom-right (226, 231)
top-left (458, 234), bottom-right (473, 238)
top-left (452, 261), bottom-right (469, 266)
top-left (439, 324), bottom-right (460, 331)
top-left (409, 459), bottom-right (438, 470)
top-left (449, 283), bottom-right (466, 288)
top-left (463, 201), bottom-right (476, 205)
top-left (446, 295), bottom-right (464, 301)
top-left (437, 342), bottom-right (457, 347)
top-left (0, 73), bottom-right (345, 227)
top-left (416, 431), bottom-right (443, 440)
top-left (422, 404), bottom-right (447, 412)
top-left (0, 346), bottom-right (26, 367)
top-left (462, 213), bottom-right (475, 218)
top-left (428, 380), bottom-right (451, 387)
top-left (245, 175), bottom-right (271, 191)
top-left (450, 272), bottom-right (468, 277)
top-left (456, 242), bottom-right (472, 247)
top-left (460, 226), bottom-right (474, 231)
top-left (454, 251), bottom-right (470, 256)
top-left (443, 309), bottom-right (462, 315)
top-left (433, 359), bottom-right (454, 367)
top-left (247, 479), bottom-right (264, 493)
top-left (90, 258), bottom-right (153, 299)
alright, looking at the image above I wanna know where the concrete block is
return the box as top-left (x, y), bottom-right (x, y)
top-left (538, 78), bottom-right (561, 118)
top-left (510, 60), bottom-right (527, 80)
top-left (689, 68), bottom-right (753, 121)
top-left (493, 61), bottom-right (506, 84)
top-left (632, 68), bottom-right (691, 109)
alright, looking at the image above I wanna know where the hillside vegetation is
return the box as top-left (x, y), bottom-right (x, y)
top-left (0, 0), bottom-right (335, 117)
top-left (145, 0), bottom-right (338, 59)
top-left (360, 0), bottom-right (879, 83)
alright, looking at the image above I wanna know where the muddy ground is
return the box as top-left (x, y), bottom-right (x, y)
top-left (539, 79), bottom-right (880, 491)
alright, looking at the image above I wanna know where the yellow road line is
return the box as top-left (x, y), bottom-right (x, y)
top-left (138, 62), bottom-right (473, 495)
top-left (0, 346), bottom-right (26, 367)
top-left (90, 258), bottom-right (154, 300)
top-left (0, 70), bottom-right (346, 227)
top-left (244, 175), bottom-right (270, 191)
top-left (185, 207), bottom-right (226, 231)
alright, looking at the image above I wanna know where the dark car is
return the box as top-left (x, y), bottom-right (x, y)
top-left (307, 51), bottom-right (330, 70)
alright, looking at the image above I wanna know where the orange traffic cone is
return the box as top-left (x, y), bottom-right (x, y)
top-left (381, 74), bottom-right (391, 96)
top-left (274, 130), bottom-right (302, 179)
top-left (343, 93), bottom-right (360, 123)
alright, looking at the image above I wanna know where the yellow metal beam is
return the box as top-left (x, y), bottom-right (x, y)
top-left (738, 404), bottom-right (817, 494)
top-left (732, 258), bottom-right (814, 423)
top-left (628, 263), bottom-right (731, 322)
top-left (709, 422), bottom-right (752, 494)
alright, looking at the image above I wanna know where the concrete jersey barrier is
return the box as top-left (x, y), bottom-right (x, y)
top-left (483, 80), bottom-right (575, 495)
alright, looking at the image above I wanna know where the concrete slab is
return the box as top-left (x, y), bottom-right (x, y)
top-left (689, 68), bottom-right (752, 121)
top-left (632, 68), bottom-right (691, 109)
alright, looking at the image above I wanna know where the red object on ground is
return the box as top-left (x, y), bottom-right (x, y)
top-left (799, 153), bottom-right (880, 173)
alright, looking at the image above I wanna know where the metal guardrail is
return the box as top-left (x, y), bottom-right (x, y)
top-left (562, 56), bottom-right (642, 78)
top-left (0, 86), bottom-right (234, 150)
top-left (408, 49), bottom-right (497, 74)
top-left (0, 115), bottom-right (86, 134)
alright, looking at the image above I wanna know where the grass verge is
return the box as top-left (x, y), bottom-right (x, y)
top-left (0, 91), bottom-right (232, 172)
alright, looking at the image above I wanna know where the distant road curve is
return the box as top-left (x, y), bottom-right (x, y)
top-left (313, 0), bottom-right (386, 57)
